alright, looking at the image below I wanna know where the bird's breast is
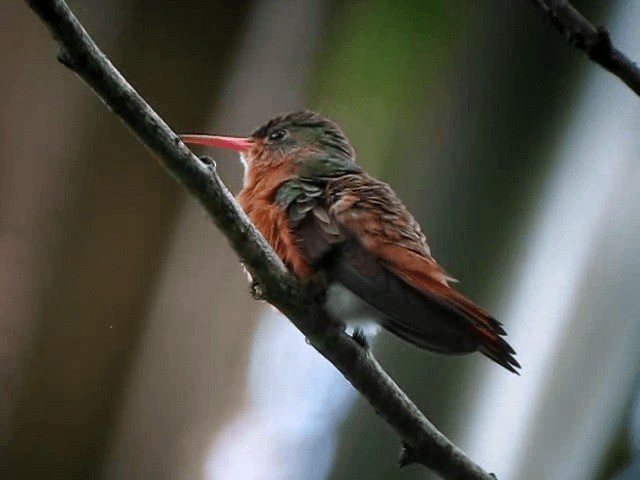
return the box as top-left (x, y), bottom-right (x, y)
top-left (238, 194), bottom-right (313, 278)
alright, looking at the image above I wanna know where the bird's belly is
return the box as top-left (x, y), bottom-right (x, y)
top-left (324, 282), bottom-right (383, 338)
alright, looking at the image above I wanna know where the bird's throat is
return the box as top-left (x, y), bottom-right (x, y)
top-left (238, 152), bottom-right (249, 184)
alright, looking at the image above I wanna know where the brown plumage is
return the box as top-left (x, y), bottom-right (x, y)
top-left (181, 111), bottom-right (520, 373)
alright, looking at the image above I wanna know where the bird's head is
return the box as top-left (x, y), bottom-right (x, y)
top-left (181, 111), bottom-right (357, 184)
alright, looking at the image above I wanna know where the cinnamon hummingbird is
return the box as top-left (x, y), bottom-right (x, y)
top-left (182, 111), bottom-right (520, 373)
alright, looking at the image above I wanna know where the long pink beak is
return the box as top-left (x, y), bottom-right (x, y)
top-left (181, 134), bottom-right (253, 152)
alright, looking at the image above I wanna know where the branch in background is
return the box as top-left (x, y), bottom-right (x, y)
top-left (528, 0), bottom-right (640, 97)
top-left (25, 0), bottom-right (497, 479)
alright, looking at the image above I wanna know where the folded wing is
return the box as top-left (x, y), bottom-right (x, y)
top-left (276, 174), bottom-right (520, 373)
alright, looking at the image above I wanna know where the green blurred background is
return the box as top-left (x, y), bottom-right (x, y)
top-left (1, 1), bottom-right (639, 479)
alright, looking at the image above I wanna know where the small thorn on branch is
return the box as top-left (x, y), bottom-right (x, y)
top-left (250, 280), bottom-right (266, 300)
top-left (398, 442), bottom-right (419, 468)
top-left (56, 46), bottom-right (75, 68)
top-left (199, 155), bottom-right (217, 170)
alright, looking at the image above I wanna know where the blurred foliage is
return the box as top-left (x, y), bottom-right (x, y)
top-left (311, 0), bottom-right (463, 177)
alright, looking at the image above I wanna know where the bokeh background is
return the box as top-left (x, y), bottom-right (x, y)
top-left (1, 0), bottom-right (639, 479)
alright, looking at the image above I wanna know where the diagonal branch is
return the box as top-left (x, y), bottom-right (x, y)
top-left (528, 0), bottom-right (640, 97)
top-left (25, 0), bottom-right (496, 478)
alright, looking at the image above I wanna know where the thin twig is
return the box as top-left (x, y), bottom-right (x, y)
top-left (528, 0), bottom-right (640, 97)
top-left (25, 0), bottom-right (498, 478)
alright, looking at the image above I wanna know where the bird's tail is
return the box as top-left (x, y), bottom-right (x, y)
top-left (330, 242), bottom-right (521, 373)
top-left (444, 288), bottom-right (521, 374)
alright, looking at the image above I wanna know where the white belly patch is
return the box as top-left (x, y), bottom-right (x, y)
top-left (324, 282), bottom-right (382, 338)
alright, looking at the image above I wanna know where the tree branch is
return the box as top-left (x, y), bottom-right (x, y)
top-left (25, 1), bottom-right (497, 478)
top-left (528, 0), bottom-right (640, 97)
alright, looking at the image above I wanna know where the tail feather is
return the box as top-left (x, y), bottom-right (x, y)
top-left (376, 248), bottom-right (521, 373)
top-left (479, 341), bottom-right (521, 374)
top-left (443, 288), bottom-right (521, 374)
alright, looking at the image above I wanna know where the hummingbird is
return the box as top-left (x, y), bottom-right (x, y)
top-left (181, 111), bottom-right (520, 373)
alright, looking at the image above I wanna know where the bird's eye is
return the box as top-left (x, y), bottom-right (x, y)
top-left (268, 129), bottom-right (287, 142)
